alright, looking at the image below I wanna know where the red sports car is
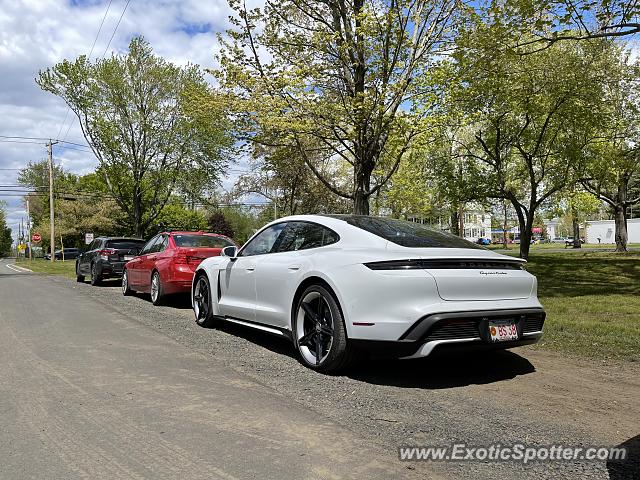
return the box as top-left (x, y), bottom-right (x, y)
top-left (122, 231), bottom-right (236, 305)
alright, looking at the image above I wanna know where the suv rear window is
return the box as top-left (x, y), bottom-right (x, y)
top-left (106, 240), bottom-right (146, 251)
top-left (173, 234), bottom-right (235, 248)
top-left (330, 215), bottom-right (483, 249)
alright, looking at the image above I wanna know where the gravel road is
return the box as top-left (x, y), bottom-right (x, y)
top-left (3, 259), bottom-right (639, 479)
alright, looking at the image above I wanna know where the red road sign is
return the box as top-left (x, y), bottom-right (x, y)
top-left (32, 233), bottom-right (41, 242)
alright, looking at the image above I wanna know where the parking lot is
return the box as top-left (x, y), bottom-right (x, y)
top-left (2, 258), bottom-right (638, 479)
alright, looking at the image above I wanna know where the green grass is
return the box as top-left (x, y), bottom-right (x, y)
top-left (524, 251), bottom-right (640, 362)
top-left (16, 257), bottom-right (77, 279)
top-left (487, 242), bottom-right (640, 251)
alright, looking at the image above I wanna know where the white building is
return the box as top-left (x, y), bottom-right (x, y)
top-left (544, 218), bottom-right (561, 240)
top-left (586, 219), bottom-right (640, 244)
top-left (406, 205), bottom-right (492, 242)
top-left (462, 210), bottom-right (492, 242)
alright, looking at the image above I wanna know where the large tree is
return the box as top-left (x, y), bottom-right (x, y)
top-left (216, 0), bottom-right (459, 214)
top-left (37, 37), bottom-right (232, 236)
top-left (448, 21), bottom-right (613, 259)
top-left (0, 202), bottom-right (13, 257)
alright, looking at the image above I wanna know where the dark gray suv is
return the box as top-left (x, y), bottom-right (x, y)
top-left (76, 237), bottom-right (146, 285)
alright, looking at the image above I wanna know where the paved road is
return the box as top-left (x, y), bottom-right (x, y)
top-left (2, 258), bottom-right (638, 480)
top-left (0, 258), bottom-right (422, 480)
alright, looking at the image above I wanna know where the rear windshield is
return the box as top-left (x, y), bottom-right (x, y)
top-left (106, 240), bottom-right (146, 251)
top-left (173, 234), bottom-right (235, 248)
top-left (330, 215), bottom-right (483, 249)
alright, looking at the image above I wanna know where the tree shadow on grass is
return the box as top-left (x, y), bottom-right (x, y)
top-left (527, 254), bottom-right (640, 298)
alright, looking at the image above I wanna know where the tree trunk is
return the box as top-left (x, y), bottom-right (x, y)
top-left (502, 201), bottom-right (509, 249)
top-left (133, 186), bottom-right (143, 237)
top-left (572, 217), bottom-right (581, 248)
top-left (519, 219), bottom-right (533, 260)
top-left (450, 209), bottom-right (460, 236)
top-left (352, 155), bottom-right (373, 215)
top-left (613, 204), bottom-right (628, 252)
top-left (511, 201), bottom-right (531, 260)
top-left (571, 204), bottom-right (581, 249)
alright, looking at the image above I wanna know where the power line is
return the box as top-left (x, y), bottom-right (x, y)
top-left (101, 0), bottom-right (131, 58)
top-left (58, 139), bottom-right (91, 149)
top-left (0, 135), bottom-right (49, 141)
top-left (58, 0), bottom-right (116, 142)
top-left (0, 140), bottom-right (46, 145)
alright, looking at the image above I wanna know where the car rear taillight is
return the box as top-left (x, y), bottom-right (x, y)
top-left (174, 253), bottom-right (189, 264)
top-left (99, 249), bottom-right (117, 260)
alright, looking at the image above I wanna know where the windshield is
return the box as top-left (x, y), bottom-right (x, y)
top-left (330, 215), bottom-right (483, 249)
top-left (173, 234), bottom-right (235, 248)
top-left (106, 240), bottom-right (146, 251)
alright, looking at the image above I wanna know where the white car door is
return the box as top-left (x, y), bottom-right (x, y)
top-left (254, 222), bottom-right (339, 329)
top-left (217, 223), bottom-right (287, 322)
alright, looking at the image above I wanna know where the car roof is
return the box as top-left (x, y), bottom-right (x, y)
top-left (164, 231), bottom-right (229, 237)
top-left (98, 236), bottom-right (145, 241)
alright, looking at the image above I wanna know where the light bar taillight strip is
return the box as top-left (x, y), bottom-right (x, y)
top-left (364, 259), bottom-right (524, 270)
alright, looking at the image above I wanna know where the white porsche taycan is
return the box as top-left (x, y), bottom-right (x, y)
top-left (192, 215), bottom-right (545, 372)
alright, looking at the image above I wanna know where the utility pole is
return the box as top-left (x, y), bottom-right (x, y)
top-left (26, 199), bottom-right (32, 260)
top-left (47, 139), bottom-right (58, 263)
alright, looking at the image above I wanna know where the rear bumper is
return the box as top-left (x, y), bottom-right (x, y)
top-left (163, 264), bottom-right (197, 294)
top-left (97, 260), bottom-right (126, 277)
top-left (351, 308), bottom-right (545, 359)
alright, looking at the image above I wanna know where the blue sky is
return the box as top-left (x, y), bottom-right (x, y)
top-left (0, 0), bottom-right (253, 244)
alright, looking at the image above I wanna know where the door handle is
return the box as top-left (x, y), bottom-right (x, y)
top-left (246, 267), bottom-right (255, 272)
top-left (288, 265), bottom-right (300, 271)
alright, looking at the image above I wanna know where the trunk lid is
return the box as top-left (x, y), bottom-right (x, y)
top-left (385, 246), bottom-right (534, 301)
top-left (175, 247), bottom-right (223, 266)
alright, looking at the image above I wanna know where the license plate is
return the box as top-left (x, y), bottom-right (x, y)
top-left (124, 255), bottom-right (134, 261)
top-left (489, 320), bottom-right (518, 342)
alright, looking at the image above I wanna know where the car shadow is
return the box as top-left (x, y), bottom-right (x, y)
top-left (607, 434), bottom-right (640, 480)
top-left (93, 279), bottom-right (122, 288)
top-left (208, 321), bottom-right (298, 359)
top-left (347, 349), bottom-right (536, 389)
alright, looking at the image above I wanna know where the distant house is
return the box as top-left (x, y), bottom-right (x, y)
top-left (407, 203), bottom-right (492, 242)
top-left (461, 209), bottom-right (492, 242)
top-left (586, 219), bottom-right (640, 244)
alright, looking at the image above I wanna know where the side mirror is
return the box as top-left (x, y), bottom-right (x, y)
top-left (221, 245), bottom-right (238, 260)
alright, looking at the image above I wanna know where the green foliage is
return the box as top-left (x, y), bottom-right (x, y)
top-left (153, 202), bottom-right (208, 235)
top-left (445, 19), bottom-right (617, 257)
top-left (234, 140), bottom-right (351, 216)
top-left (213, 207), bottom-right (262, 245)
top-left (18, 161), bottom-right (127, 249)
top-left (216, 0), bottom-right (458, 213)
top-left (0, 202), bottom-right (13, 256)
top-left (207, 210), bottom-right (235, 240)
top-left (37, 36), bottom-right (232, 236)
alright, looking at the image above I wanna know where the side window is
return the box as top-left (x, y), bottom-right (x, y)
top-left (155, 235), bottom-right (169, 253)
top-left (89, 239), bottom-right (99, 251)
top-left (273, 222), bottom-right (340, 252)
top-left (140, 236), bottom-right (158, 255)
top-left (239, 224), bottom-right (287, 257)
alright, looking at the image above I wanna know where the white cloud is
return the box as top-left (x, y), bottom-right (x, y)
top-left (0, 0), bottom-right (252, 243)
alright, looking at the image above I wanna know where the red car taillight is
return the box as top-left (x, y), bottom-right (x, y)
top-left (99, 248), bottom-right (117, 260)
top-left (174, 253), bottom-right (189, 264)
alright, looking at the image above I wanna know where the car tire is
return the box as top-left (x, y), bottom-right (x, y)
top-left (90, 262), bottom-right (102, 286)
top-left (150, 271), bottom-right (164, 306)
top-left (293, 284), bottom-right (356, 374)
top-left (193, 273), bottom-right (216, 328)
top-left (122, 269), bottom-right (133, 296)
top-left (76, 262), bottom-right (85, 283)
